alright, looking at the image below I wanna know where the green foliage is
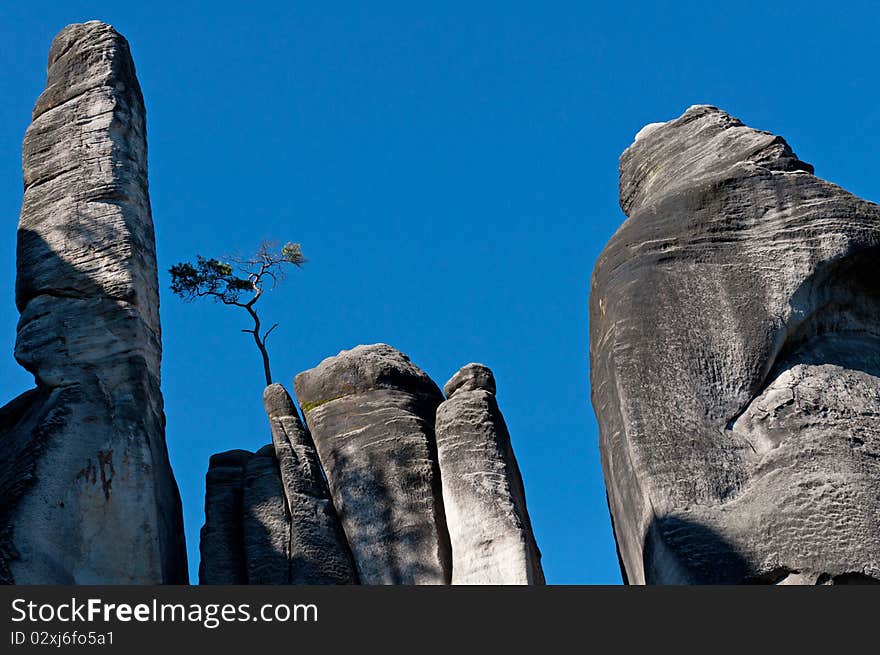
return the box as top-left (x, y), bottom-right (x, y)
top-left (281, 242), bottom-right (305, 266)
top-left (168, 256), bottom-right (252, 304)
top-left (168, 240), bottom-right (306, 306)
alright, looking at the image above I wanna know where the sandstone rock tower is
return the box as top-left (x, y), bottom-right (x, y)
top-left (591, 105), bottom-right (880, 584)
top-left (0, 22), bottom-right (187, 583)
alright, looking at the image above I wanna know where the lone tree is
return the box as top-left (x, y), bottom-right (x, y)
top-left (169, 241), bottom-right (306, 386)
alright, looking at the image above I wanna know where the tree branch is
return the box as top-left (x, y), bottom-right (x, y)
top-left (262, 323), bottom-right (279, 345)
top-left (195, 288), bottom-right (248, 308)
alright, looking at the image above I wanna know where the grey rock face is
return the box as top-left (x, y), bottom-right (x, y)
top-left (591, 105), bottom-right (880, 584)
top-left (294, 344), bottom-right (451, 584)
top-left (199, 386), bottom-right (359, 585)
top-left (264, 384), bottom-right (357, 584)
top-left (0, 21), bottom-right (186, 583)
top-left (201, 445), bottom-right (293, 585)
top-left (436, 364), bottom-right (544, 584)
top-left (443, 363), bottom-right (496, 396)
top-left (199, 450), bottom-right (251, 584)
top-left (243, 445), bottom-right (290, 585)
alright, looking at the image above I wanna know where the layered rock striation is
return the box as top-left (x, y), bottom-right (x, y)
top-left (263, 384), bottom-right (358, 584)
top-left (294, 344), bottom-right (451, 584)
top-left (436, 364), bottom-right (544, 584)
top-left (199, 345), bottom-right (543, 585)
top-left (591, 105), bottom-right (880, 584)
top-left (0, 22), bottom-right (186, 583)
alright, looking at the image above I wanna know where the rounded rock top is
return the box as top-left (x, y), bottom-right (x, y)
top-left (443, 363), bottom-right (496, 398)
top-left (263, 383), bottom-right (297, 418)
top-left (294, 343), bottom-right (442, 410)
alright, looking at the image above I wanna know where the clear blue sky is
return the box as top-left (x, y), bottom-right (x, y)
top-left (1, 2), bottom-right (879, 584)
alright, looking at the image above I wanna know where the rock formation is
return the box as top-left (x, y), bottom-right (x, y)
top-left (200, 388), bottom-right (359, 585)
top-left (200, 345), bottom-right (544, 584)
top-left (1, 21), bottom-right (541, 587)
top-left (199, 451), bottom-right (250, 584)
top-left (294, 344), bottom-right (451, 584)
top-left (242, 445), bottom-right (291, 585)
top-left (0, 21), bottom-right (187, 583)
top-left (436, 364), bottom-right (544, 584)
top-left (263, 384), bottom-right (357, 584)
top-left (591, 105), bottom-right (880, 584)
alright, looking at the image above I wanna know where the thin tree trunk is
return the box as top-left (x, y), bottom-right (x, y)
top-left (258, 340), bottom-right (272, 387)
top-left (246, 304), bottom-right (272, 386)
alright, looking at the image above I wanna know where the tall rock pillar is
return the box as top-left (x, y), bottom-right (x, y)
top-left (435, 364), bottom-right (544, 584)
top-left (592, 105), bottom-right (880, 584)
top-left (0, 21), bottom-right (187, 583)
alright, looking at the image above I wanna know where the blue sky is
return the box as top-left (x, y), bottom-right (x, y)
top-left (1, 2), bottom-right (879, 584)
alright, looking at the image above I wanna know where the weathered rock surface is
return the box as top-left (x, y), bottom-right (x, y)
top-left (294, 344), bottom-right (451, 584)
top-left (199, 450), bottom-right (251, 584)
top-left (264, 384), bottom-right (357, 584)
top-left (436, 364), bottom-right (544, 584)
top-left (591, 105), bottom-right (880, 584)
top-left (243, 445), bottom-right (290, 585)
top-left (200, 445), bottom-right (293, 585)
top-left (0, 21), bottom-right (186, 583)
top-left (199, 387), bottom-right (359, 585)
top-left (199, 347), bottom-right (544, 585)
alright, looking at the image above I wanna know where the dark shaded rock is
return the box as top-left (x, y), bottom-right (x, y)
top-left (591, 104), bottom-right (880, 584)
top-left (0, 21), bottom-right (186, 583)
top-left (294, 344), bottom-right (451, 584)
top-left (436, 364), bottom-right (544, 584)
top-left (243, 444), bottom-right (290, 585)
top-left (199, 450), bottom-right (251, 584)
top-left (264, 384), bottom-right (358, 583)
